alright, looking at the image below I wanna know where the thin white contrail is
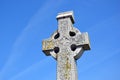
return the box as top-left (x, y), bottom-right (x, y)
top-left (0, 0), bottom-right (63, 79)
top-left (9, 58), bottom-right (50, 80)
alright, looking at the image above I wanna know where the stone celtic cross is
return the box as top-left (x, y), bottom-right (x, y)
top-left (42, 11), bottom-right (90, 80)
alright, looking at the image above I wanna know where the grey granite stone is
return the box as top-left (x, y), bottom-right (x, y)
top-left (42, 11), bottom-right (90, 80)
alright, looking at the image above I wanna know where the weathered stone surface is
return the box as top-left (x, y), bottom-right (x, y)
top-left (42, 11), bottom-right (90, 80)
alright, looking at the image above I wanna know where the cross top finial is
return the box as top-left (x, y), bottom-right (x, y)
top-left (56, 11), bottom-right (75, 24)
top-left (42, 11), bottom-right (90, 80)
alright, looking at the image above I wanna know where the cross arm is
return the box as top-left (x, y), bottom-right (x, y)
top-left (42, 39), bottom-right (55, 56)
top-left (73, 32), bottom-right (90, 60)
top-left (76, 32), bottom-right (90, 50)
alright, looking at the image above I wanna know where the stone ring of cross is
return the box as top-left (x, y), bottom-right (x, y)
top-left (42, 11), bottom-right (90, 60)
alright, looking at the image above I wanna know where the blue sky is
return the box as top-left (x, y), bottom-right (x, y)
top-left (0, 0), bottom-right (120, 80)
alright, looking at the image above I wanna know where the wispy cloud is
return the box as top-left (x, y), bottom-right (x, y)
top-left (0, 0), bottom-right (63, 79)
top-left (78, 13), bottom-right (120, 74)
top-left (9, 58), bottom-right (50, 80)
